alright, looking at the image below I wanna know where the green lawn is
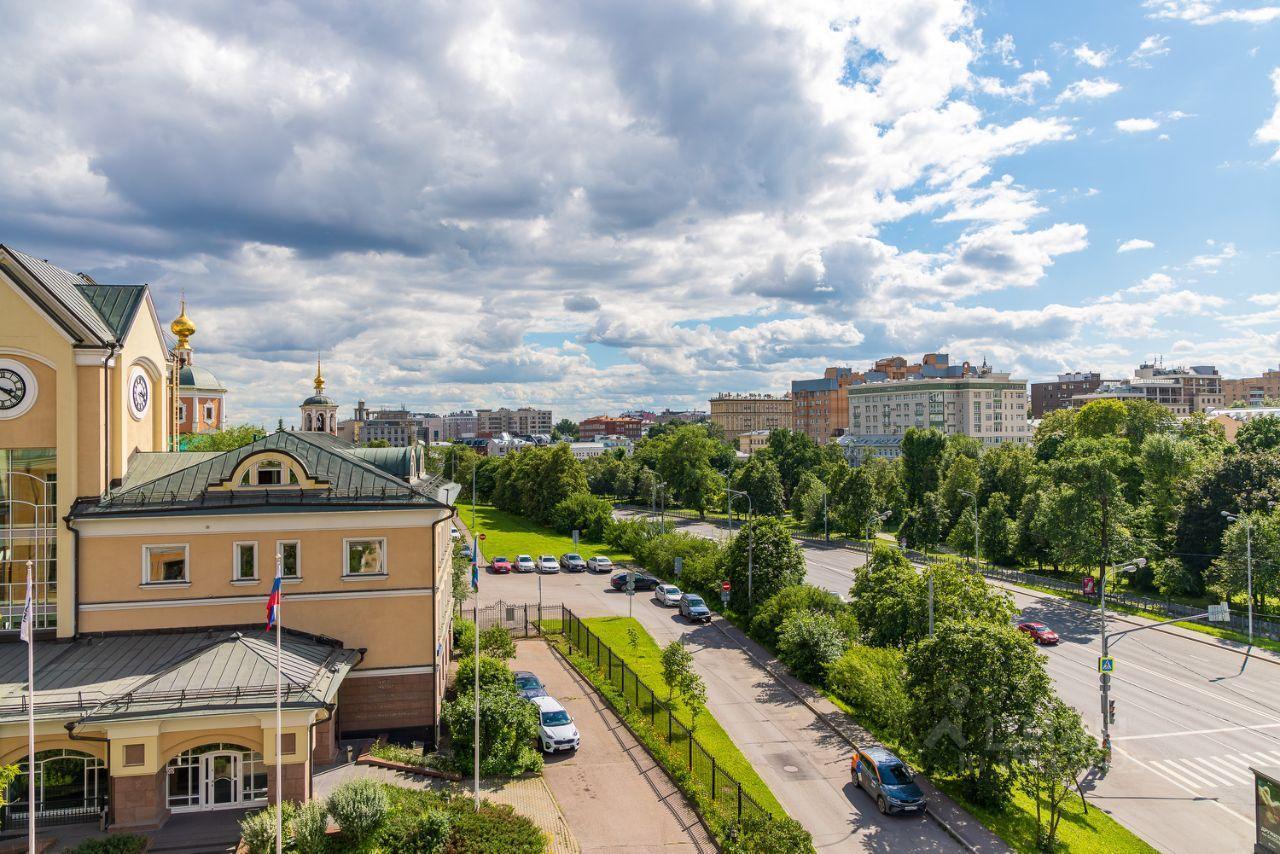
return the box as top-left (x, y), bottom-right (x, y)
top-left (819, 690), bottom-right (1155, 854)
top-left (568, 616), bottom-right (785, 820)
top-left (461, 503), bottom-right (634, 565)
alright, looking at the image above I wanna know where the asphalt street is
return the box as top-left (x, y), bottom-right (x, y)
top-left (611, 508), bottom-right (1280, 852)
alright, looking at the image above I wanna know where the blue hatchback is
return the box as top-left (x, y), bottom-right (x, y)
top-left (851, 746), bottom-right (926, 816)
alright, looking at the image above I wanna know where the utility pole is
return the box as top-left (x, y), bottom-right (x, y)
top-left (1100, 558), bottom-right (1146, 755)
top-left (1223, 502), bottom-right (1276, 646)
top-left (727, 489), bottom-right (753, 605)
top-left (960, 489), bottom-right (979, 572)
top-left (822, 490), bottom-right (828, 542)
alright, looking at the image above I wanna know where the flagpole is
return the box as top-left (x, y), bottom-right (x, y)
top-left (472, 462), bottom-right (480, 813)
top-left (24, 562), bottom-right (35, 854)
top-left (275, 554), bottom-right (283, 854)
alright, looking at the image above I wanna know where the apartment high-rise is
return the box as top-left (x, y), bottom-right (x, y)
top-left (475, 406), bottom-right (553, 437)
top-left (1223, 365), bottom-right (1280, 406)
top-left (1072, 363), bottom-right (1224, 416)
top-left (1030, 372), bottom-right (1102, 418)
top-left (791, 367), bottom-right (862, 444)
top-left (709, 392), bottom-right (792, 443)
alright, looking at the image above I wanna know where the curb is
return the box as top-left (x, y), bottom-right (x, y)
top-left (355, 754), bottom-right (463, 781)
top-left (706, 619), bottom-right (985, 854)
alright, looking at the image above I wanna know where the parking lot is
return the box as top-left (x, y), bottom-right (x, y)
top-left (511, 638), bottom-right (713, 853)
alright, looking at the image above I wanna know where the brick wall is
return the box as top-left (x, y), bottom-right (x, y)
top-left (338, 671), bottom-right (435, 736)
top-left (111, 769), bottom-right (167, 829)
top-left (266, 762), bottom-right (308, 804)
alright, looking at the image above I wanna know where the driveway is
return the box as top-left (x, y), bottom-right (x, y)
top-left (513, 639), bottom-right (713, 853)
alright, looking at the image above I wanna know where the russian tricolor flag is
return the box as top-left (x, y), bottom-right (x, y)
top-left (265, 572), bottom-right (282, 630)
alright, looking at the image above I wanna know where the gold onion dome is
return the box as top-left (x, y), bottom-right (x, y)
top-left (170, 299), bottom-right (195, 349)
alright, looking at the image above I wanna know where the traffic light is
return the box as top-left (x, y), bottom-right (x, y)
top-left (1108, 700), bottom-right (1116, 724)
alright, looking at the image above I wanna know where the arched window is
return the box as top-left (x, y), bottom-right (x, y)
top-left (7, 749), bottom-right (106, 821)
top-left (305, 412), bottom-right (313, 431)
top-left (316, 413), bottom-right (326, 432)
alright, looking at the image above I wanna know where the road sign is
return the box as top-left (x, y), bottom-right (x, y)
top-left (721, 580), bottom-right (731, 592)
top-left (721, 589), bottom-right (730, 605)
top-left (572, 529), bottom-right (579, 548)
top-left (626, 574), bottom-right (635, 595)
top-left (1082, 576), bottom-right (1097, 596)
top-left (674, 557), bottom-right (683, 577)
top-left (1098, 656), bottom-right (1115, 673)
top-left (1207, 603), bottom-right (1230, 623)
top-left (478, 533), bottom-right (486, 541)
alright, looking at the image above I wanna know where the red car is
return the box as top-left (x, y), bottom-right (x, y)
top-left (1018, 622), bottom-right (1059, 645)
top-left (489, 556), bottom-right (513, 574)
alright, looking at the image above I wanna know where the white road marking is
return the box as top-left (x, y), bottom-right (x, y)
top-left (1113, 721), bottom-right (1280, 741)
top-left (1117, 744), bottom-right (1253, 827)
top-left (1164, 757), bottom-right (1234, 787)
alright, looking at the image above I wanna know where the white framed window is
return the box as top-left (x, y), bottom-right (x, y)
top-left (178, 403), bottom-right (187, 421)
top-left (204, 403), bottom-right (215, 422)
top-left (143, 544), bottom-right (189, 585)
top-left (255, 460), bottom-right (282, 486)
top-left (344, 538), bottom-right (387, 577)
top-left (232, 542), bottom-right (258, 582)
top-left (277, 540), bottom-right (301, 580)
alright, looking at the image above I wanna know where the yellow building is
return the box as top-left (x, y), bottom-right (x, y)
top-left (0, 246), bottom-right (458, 831)
top-left (708, 392), bottom-right (792, 443)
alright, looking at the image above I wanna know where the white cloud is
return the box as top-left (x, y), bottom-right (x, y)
top-left (1187, 240), bottom-right (1239, 269)
top-left (975, 69), bottom-right (1051, 101)
top-left (1056, 78), bottom-right (1122, 102)
top-left (1129, 35), bottom-right (1172, 64)
top-left (1127, 272), bottom-right (1174, 293)
top-left (1115, 118), bottom-right (1161, 132)
top-left (1256, 67), bottom-right (1280, 161)
top-left (1118, 238), bottom-right (1156, 252)
top-left (1073, 43), bottom-right (1113, 68)
top-left (1143, 0), bottom-right (1280, 24)
top-left (992, 33), bottom-right (1020, 67)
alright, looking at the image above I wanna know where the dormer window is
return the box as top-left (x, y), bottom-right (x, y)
top-left (255, 461), bottom-right (282, 485)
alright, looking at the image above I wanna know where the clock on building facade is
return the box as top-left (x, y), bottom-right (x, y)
top-left (0, 358), bottom-right (37, 419)
top-left (128, 366), bottom-right (151, 419)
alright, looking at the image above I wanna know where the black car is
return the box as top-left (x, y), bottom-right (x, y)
top-left (559, 552), bottom-right (588, 572)
top-left (679, 594), bottom-right (711, 623)
top-left (852, 746), bottom-right (927, 816)
top-left (610, 571), bottom-right (660, 591)
top-left (513, 670), bottom-right (548, 700)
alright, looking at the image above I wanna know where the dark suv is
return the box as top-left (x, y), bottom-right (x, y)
top-left (559, 553), bottom-right (588, 572)
top-left (852, 746), bottom-right (926, 815)
top-left (609, 571), bottom-right (660, 591)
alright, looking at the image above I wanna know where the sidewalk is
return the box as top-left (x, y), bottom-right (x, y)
top-left (514, 638), bottom-right (713, 853)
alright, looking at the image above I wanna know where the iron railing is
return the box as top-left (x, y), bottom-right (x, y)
top-left (558, 605), bottom-right (770, 824)
top-left (0, 796), bottom-right (106, 830)
top-left (464, 600), bottom-right (559, 639)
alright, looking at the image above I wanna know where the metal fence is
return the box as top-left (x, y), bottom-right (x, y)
top-left (558, 606), bottom-right (770, 824)
top-left (464, 600), bottom-right (559, 639)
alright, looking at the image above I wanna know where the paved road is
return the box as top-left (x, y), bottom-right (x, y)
top-left (470, 567), bottom-right (969, 851)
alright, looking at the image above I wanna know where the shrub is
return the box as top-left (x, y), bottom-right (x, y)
top-left (327, 778), bottom-right (389, 843)
top-left (442, 682), bottom-right (542, 777)
top-left (239, 802), bottom-right (297, 854)
top-left (748, 584), bottom-right (844, 647)
top-left (454, 618), bottom-right (476, 652)
top-left (826, 644), bottom-right (909, 735)
top-left (722, 815), bottom-right (814, 853)
top-left (378, 806), bottom-right (452, 853)
top-left (775, 611), bottom-right (849, 685)
top-left (63, 837), bottom-right (149, 854)
top-left (454, 654), bottom-right (515, 693)
top-left (290, 800), bottom-right (329, 854)
top-left (550, 492), bottom-right (615, 541)
top-left (369, 739), bottom-right (452, 772)
top-left (446, 801), bottom-right (545, 853)
top-left (479, 624), bottom-right (516, 660)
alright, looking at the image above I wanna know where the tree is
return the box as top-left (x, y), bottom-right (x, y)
top-left (748, 584), bottom-right (845, 646)
top-left (679, 669), bottom-right (708, 734)
top-left (657, 425), bottom-right (721, 517)
top-left (364, 438), bottom-right (392, 448)
top-left (1121, 399), bottom-right (1175, 451)
top-left (790, 470), bottom-right (825, 525)
top-left (1014, 489), bottom-right (1052, 570)
top-left (550, 493), bottom-right (614, 540)
top-left (1074, 399), bottom-right (1126, 440)
top-left (1208, 511), bottom-right (1280, 611)
top-left (1033, 409), bottom-right (1076, 462)
top-left (978, 442), bottom-right (1035, 514)
top-left (479, 624), bottom-right (516, 660)
top-left (764, 428), bottom-right (822, 502)
top-left (442, 664), bottom-right (542, 776)
top-left (1015, 697), bottom-right (1101, 851)
top-left (938, 454), bottom-right (980, 529)
top-left (831, 465), bottom-right (876, 539)
top-left (1178, 411), bottom-right (1229, 457)
top-left (979, 492), bottom-right (1016, 566)
top-left (732, 455), bottom-right (785, 518)
top-left (1237, 415), bottom-right (1280, 453)
top-left (864, 456), bottom-right (907, 524)
top-left (848, 545), bottom-right (922, 648)
top-left (776, 611), bottom-right (850, 685)
top-left (900, 492), bottom-right (946, 554)
top-left (660, 640), bottom-right (694, 705)
top-left (922, 559), bottom-right (1017, 629)
top-left (906, 621), bottom-right (1050, 808)
top-left (552, 418), bottom-right (579, 441)
top-left (901, 428), bottom-right (946, 505)
top-left (723, 517), bottom-right (805, 613)
top-left (182, 424), bottom-right (266, 452)
top-left (1044, 438), bottom-right (1137, 576)
top-left (1137, 433), bottom-right (1195, 552)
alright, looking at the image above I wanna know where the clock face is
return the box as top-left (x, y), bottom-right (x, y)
top-left (128, 367), bottom-right (151, 419)
top-left (0, 369), bottom-right (25, 410)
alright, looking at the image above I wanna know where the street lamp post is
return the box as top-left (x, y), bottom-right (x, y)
top-left (1222, 501), bottom-right (1275, 646)
top-left (960, 489), bottom-right (979, 572)
top-left (1100, 558), bottom-right (1147, 754)
top-left (822, 490), bottom-right (829, 542)
top-left (727, 489), bottom-right (753, 605)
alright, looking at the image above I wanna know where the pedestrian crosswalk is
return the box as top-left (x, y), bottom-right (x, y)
top-left (1146, 749), bottom-right (1280, 790)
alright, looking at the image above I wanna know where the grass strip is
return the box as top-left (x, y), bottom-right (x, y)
top-left (462, 503), bottom-right (634, 565)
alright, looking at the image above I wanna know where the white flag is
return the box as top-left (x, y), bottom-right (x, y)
top-left (18, 572), bottom-right (32, 643)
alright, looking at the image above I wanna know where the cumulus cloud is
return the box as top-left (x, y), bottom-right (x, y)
top-left (1186, 240), bottom-right (1239, 269)
top-left (1073, 43), bottom-right (1113, 67)
top-left (992, 33), bottom-right (1020, 67)
top-left (1115, 118), bottom-right (1162, 132)
top-left (1144, 0), bottom-right (1280, 24)
top-left (563, 294), bottom-right (601, 312)
top-left (975, 69), bottom-right (1052, 101)
top-left (1117, 238), bottom-right (1156, 252)
top-left (1129, 34), bottom-right (1171, 64)
top-left (1056, 78), bottom-right (1122, 102)
top-left (1257, 68), bottom-right (1280, 161)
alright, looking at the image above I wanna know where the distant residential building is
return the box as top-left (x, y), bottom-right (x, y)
top-left (654, 408), bottom-right (709, 424)
top-left (737, 429), bottom-right (771, 455)
top-left (443, 410), bottom-right (478, 440)
top-left (1223, 365), bottom-right (1280, 406)
top-left (568, 436), bottom-right (633, 459)
top-left (578, 414), bottom-right (644, 440)
top-left (459, 433), bottom-right (527, 457)
top-left (836, 434), bottom-right (904, 464)
top-left (791, 367), bottom-right (862, 444)
top-left (1030, 372), bottom-right (1102, 418)
top-left (709, 392), bottom-right (793, 443)
top-left (1206, 406), bottom-right (1280, 443)
top-left (844, 360), bottom-right (1030, 453)
top-left (342, 402), bottom-right (444, 447)
top-left (1072, 362), bottom-right (1224, 416)
top-left (476, 407), bottom-right (552, 437)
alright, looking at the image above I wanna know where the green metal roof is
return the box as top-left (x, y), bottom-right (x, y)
top-left (76, 283), bottom-right (148, 341)
top-left (349, 446), bottom-right (417, 479)
top-left (0, 627), bottom-right (357, 725)
top-left (179, 364), bottom-right (226, 392)
top-left (74, 430), bottom-right (449, 517)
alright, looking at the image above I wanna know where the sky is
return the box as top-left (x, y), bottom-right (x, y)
top-left (2, 0), bottom-right (1278, 425)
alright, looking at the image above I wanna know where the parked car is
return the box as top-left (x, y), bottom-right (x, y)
top-left (537, 555), bottom-right (560, 574)
top-left (1017, 621), bottom-right (1060, 645)
top-left (513, 671), bottom-right (548, 700)
top-left (450, 526), bottom-right (461, 541)
top-left (559, 553), bottom-right (588, 572)
top-left (461, 544), bottom-right (473, 559)
top-left (586, 555), bottom-right (614, 573)
top-left (490, 556), bottom-right (513, 574)
top-left (532, 696), bottom-right (580, 753)
top-left (515, 555), bottom-right (537, 573)
top-left (851, 746), bottom-right (926, 815)
top-left (679, 594), bottom-right (711, 623)
top-left (654, 584), bottom-right (683, 607)
top-left (610, 571), bottom-right (660, 591)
